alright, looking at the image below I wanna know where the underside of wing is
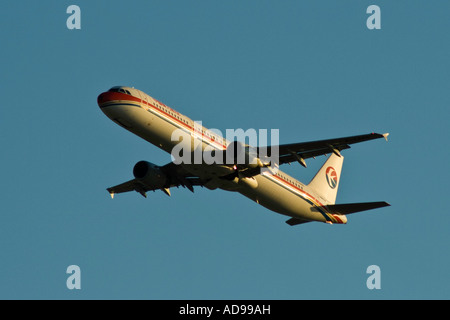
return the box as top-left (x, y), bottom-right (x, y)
top-left (259, 132), bottom-right (389, 167)
top-left (107, 161), bottom-right (204, 198)
top-left (107, 179), bottom-right (145, 196)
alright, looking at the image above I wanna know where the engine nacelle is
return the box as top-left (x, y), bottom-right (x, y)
top-left (238, 177), bottom-right (259, 189)
top-left (133, 161), bottom-right (168, 189)
top-left (226, 141), bottom-right (264, 169)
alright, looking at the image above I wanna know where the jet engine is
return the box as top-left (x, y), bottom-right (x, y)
top-left (133, 161), bottom-right (168, 189)
top-left (225, 141), bottom-right (264, 169)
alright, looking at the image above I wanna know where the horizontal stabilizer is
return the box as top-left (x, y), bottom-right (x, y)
top-left (286, 218), bottom-right (311, 226)
top-left (320, 201), bottom-right (390, 215)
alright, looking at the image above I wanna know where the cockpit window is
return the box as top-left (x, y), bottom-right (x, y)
top-left (108, 87), bottom-right (129, 94)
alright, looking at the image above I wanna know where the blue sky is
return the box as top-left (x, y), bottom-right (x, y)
top-left (1, 1), bottom-right (449, 299)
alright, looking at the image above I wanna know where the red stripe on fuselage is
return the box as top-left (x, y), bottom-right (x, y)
top-left (269, 174), bottom-right (344, 223)
top-left (270, 174), bottom-right (325, 208)
top-left (98, 91), bottom-right (227, 149)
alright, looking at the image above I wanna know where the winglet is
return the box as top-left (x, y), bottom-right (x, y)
top-left (382, 133), bottom-right (389, 142)
top-left (107, 188), bottom-right (115, 199)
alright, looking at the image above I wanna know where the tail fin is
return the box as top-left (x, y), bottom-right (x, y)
top-left (308, 153), bottom-right (343, 204)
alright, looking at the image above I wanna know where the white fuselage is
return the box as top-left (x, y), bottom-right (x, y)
top-left (98, 86), bottom-right (346, 224)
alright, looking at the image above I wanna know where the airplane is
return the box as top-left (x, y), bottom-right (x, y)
top-left (97, 86), bottom-right (390, 226)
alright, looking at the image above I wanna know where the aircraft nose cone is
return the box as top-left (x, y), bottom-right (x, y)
top-left (97, 92), bottom-right (110, 106)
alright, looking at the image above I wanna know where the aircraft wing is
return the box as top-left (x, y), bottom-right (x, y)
top-left (107, 179), bottom-right (144, 196)
top-left (107, 162), bottom-right (204, 198)
top-left (259, 132), bottom-right (389, 167)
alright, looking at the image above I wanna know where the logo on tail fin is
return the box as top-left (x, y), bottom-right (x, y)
top-left (325, 166), bottom-right (337, 189)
